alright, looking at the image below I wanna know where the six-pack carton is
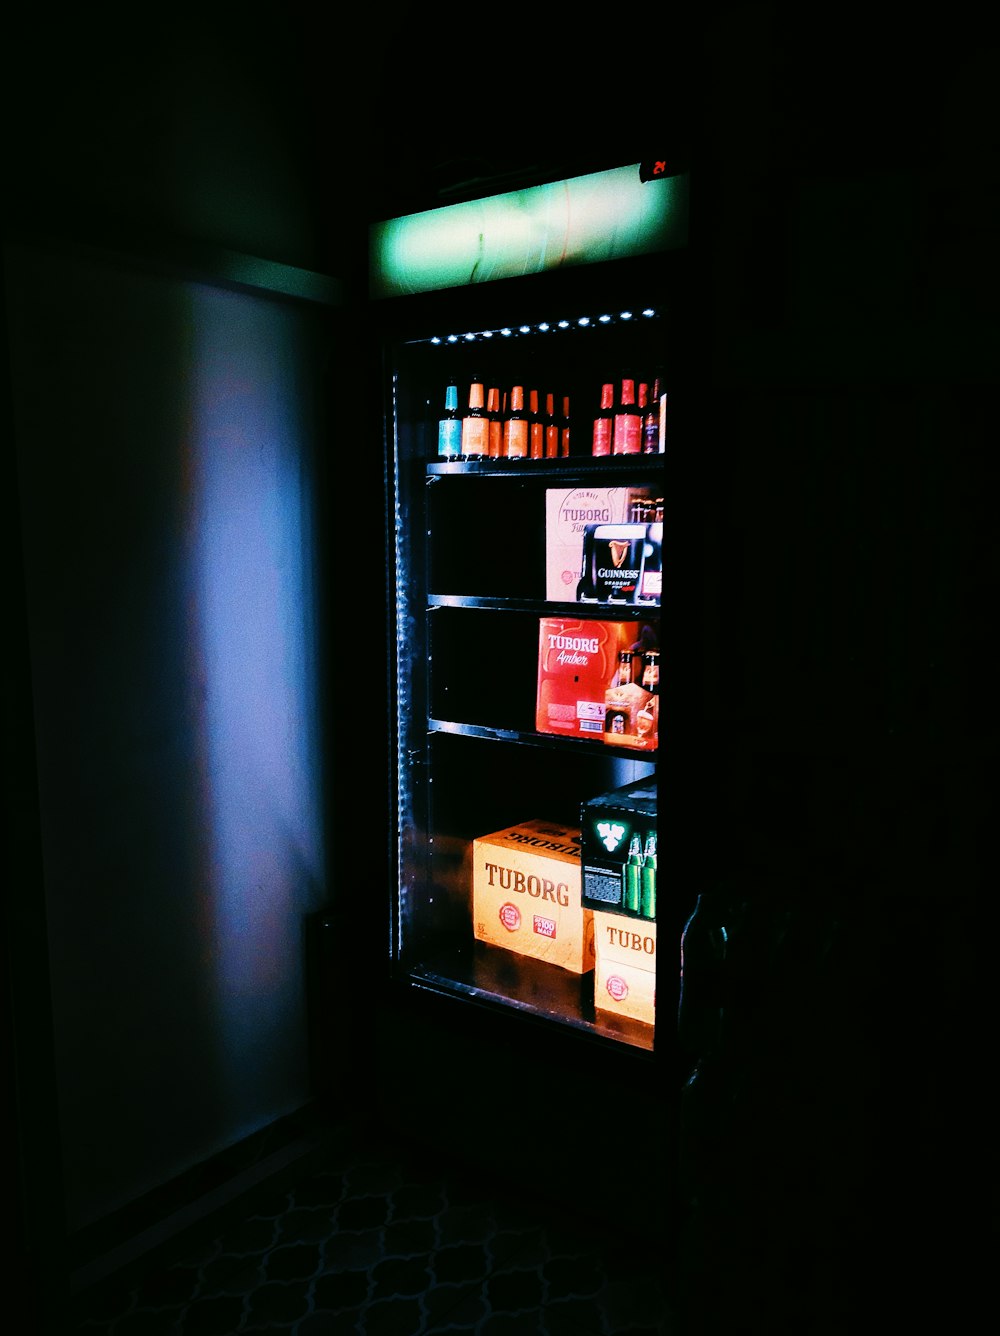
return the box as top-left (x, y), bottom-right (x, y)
top-left (535, 617), bottom-right (659, 747)
top-left (472, 818), bottom-right (595, 974)
top-left (581, 779), bottom-right (658, 1027)
top-left (593, 912), bottom-right (657, 1025)
top-left (545, 486), bottom-right (656, 601)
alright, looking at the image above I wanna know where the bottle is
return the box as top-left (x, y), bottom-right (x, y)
top-left (622, 833), bottom-right (643, 913)
top-left (653, 372), bottom-right (668, 454)
top-left (437, 380), bottom-right (462, 460)
top-left (643, 374), bottom-right (663, 454)
top-left (487, 385), bottom-right (503, 458)
top-left (543, 391), bottom-right (559, 458)
top-left (559, 394), bottom-right (571, 457)
top-left (529, 388), bottom-right (544, 459)
top-left (616, 648), bottom-right (636, 686)
top-left (461, 376), bottom-right (489, 459)
top-left (640, 832), bottom-right (657, 919)
top-left (638, 515), bottom-right (662, 604)
top-left (612, 377), bottom-right (642, 455)
top-left (641, 648), bottom-right (660, 694)
top-left (592, 382), bottom-right (614, 457)
top-left (503, 384), bottom-right (529, 458)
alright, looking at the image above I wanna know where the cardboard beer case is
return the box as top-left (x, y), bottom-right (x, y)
top-left (472, 818), bottom-right (595, 974)
top-left (581, 778), bottom-right (658, 1026)
top-left (545, 486), bottom-right (655, 602)
top-left (593, 911), bottom-right (657, 1025)
top-left (535, 617), bottom-right (659, 745)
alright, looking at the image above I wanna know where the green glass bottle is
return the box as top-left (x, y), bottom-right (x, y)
top-left (622, 833), bottom-right (642, 913)
top-left (640, 832), bottom-right (657, 919)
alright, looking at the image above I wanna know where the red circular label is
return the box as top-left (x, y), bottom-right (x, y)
top-left (499, 903), bottom-right (521, 932)
top-left (606, 974), bottom-right (629, 1001)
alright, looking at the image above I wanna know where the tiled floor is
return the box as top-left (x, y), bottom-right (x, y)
top-left (71, 1124), bottom-right (677, 1335)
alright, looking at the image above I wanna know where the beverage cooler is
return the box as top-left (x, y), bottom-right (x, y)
top-left (332, 158), bottom-right (698, 1235)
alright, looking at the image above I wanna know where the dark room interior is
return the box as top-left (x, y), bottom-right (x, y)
top-left (4, 2), bottom-right (990, 1333)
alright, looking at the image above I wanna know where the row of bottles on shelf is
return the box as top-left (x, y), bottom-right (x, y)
top-left (437, 373), bottom-right (667, 461)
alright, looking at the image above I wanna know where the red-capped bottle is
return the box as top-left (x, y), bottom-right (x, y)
top-left (529, 388), bottom-right (544, 459)
top-left (543, 391), bottom-right (559, 458)
top-left (488, 385), bottom-right (503, 458)
top-left (592, 382), bottom-right (614, 457)
top-left (612, 377), bottom-right (642, 455)
top-left (560, 394), bottom-right (571, 457)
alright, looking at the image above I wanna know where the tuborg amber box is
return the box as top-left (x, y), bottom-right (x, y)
top-left (535, 617), bottom-right (658, 743)
top-left (472, 818), bottom-right (595, 974)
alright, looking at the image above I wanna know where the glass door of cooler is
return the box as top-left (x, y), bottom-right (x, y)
top-left (378, 166), bottom-right (691, 1056)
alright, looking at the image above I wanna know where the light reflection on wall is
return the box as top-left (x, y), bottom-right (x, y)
top-left (186, 285), bottom-right (325, 1125)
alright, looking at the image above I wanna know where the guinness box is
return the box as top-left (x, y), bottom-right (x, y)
top-left (593, 910), bottom-right (657, 1026)
top-left (472, 818), bottom-right (595, 974)
top-left (536, 617), bottom-right (658, 742)
top-left (545, 486), bottom-right (655, 601)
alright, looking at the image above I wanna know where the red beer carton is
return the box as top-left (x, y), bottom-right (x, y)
top-left (536, 617), bottom-right (658, 746)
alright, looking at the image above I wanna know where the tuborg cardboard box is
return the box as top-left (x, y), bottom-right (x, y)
top-left (536, 617), bottom-right (658, 743)
top-left (472, 818), bottom-right (595, 973)
top-left (593, 911), bottom-right (657, 1026)
top-left (545, 486), bottom-right (655, 601)
top-left (582, 778), bottom-right (658, 1026)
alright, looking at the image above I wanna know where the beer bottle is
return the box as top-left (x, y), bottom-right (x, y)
top-left (612, 377), bottom-right (642, 455)
top-left (461, 375), bottom-right (489, 459)
top-left (623, 833), bottom-right (643, 913)
top-left (640, 832), bottom-right (657, 919)
top-left (652, 371), bottom-right (668, 454)
top-left (437, 379), bottom-right (462, 460)
top-left (529, 388), bottom-right (544, 459)
top-left (487, 385), bottom-right (503, 458)
top-left (592, 382), bottom-right (614, 457)
top-left (616, 648), bottom-right (636, 686)
top-left (641, 648), bottom-right (660, 694)
top-left (543, 391), bottom-right (559, 458)
top-left (638, 518), bottom-right (662, 604)
top-left (643, 374), bottom-right (663, 454)
top-left (560, 394), bottom-right (571, 457)
top-left (503, 384), bottom-right (529, 458)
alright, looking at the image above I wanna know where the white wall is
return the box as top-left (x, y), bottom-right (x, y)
top-left (6, 240), bottom-right (331, 1231)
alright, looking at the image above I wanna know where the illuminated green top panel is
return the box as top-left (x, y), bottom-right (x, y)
top-left (369, 166), bottom-right (689, 300)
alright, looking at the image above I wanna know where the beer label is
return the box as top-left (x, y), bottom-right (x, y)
top-left (606, 974), bottom-right (629, 1001)
top-left (462, 416), bottom-right (489, 455)
top-left (504, 419), bottom-right (529, 457)
top-left (498, 903), bottom-right (521, 932)
top-left (612, 413), bottom-right (642, 455)
top-left (438, 418), bottom-right (462, 458)
top-left (583, 864), bottom-right (623, 906)
top-left (592, 418), bottom-right (612, 456)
